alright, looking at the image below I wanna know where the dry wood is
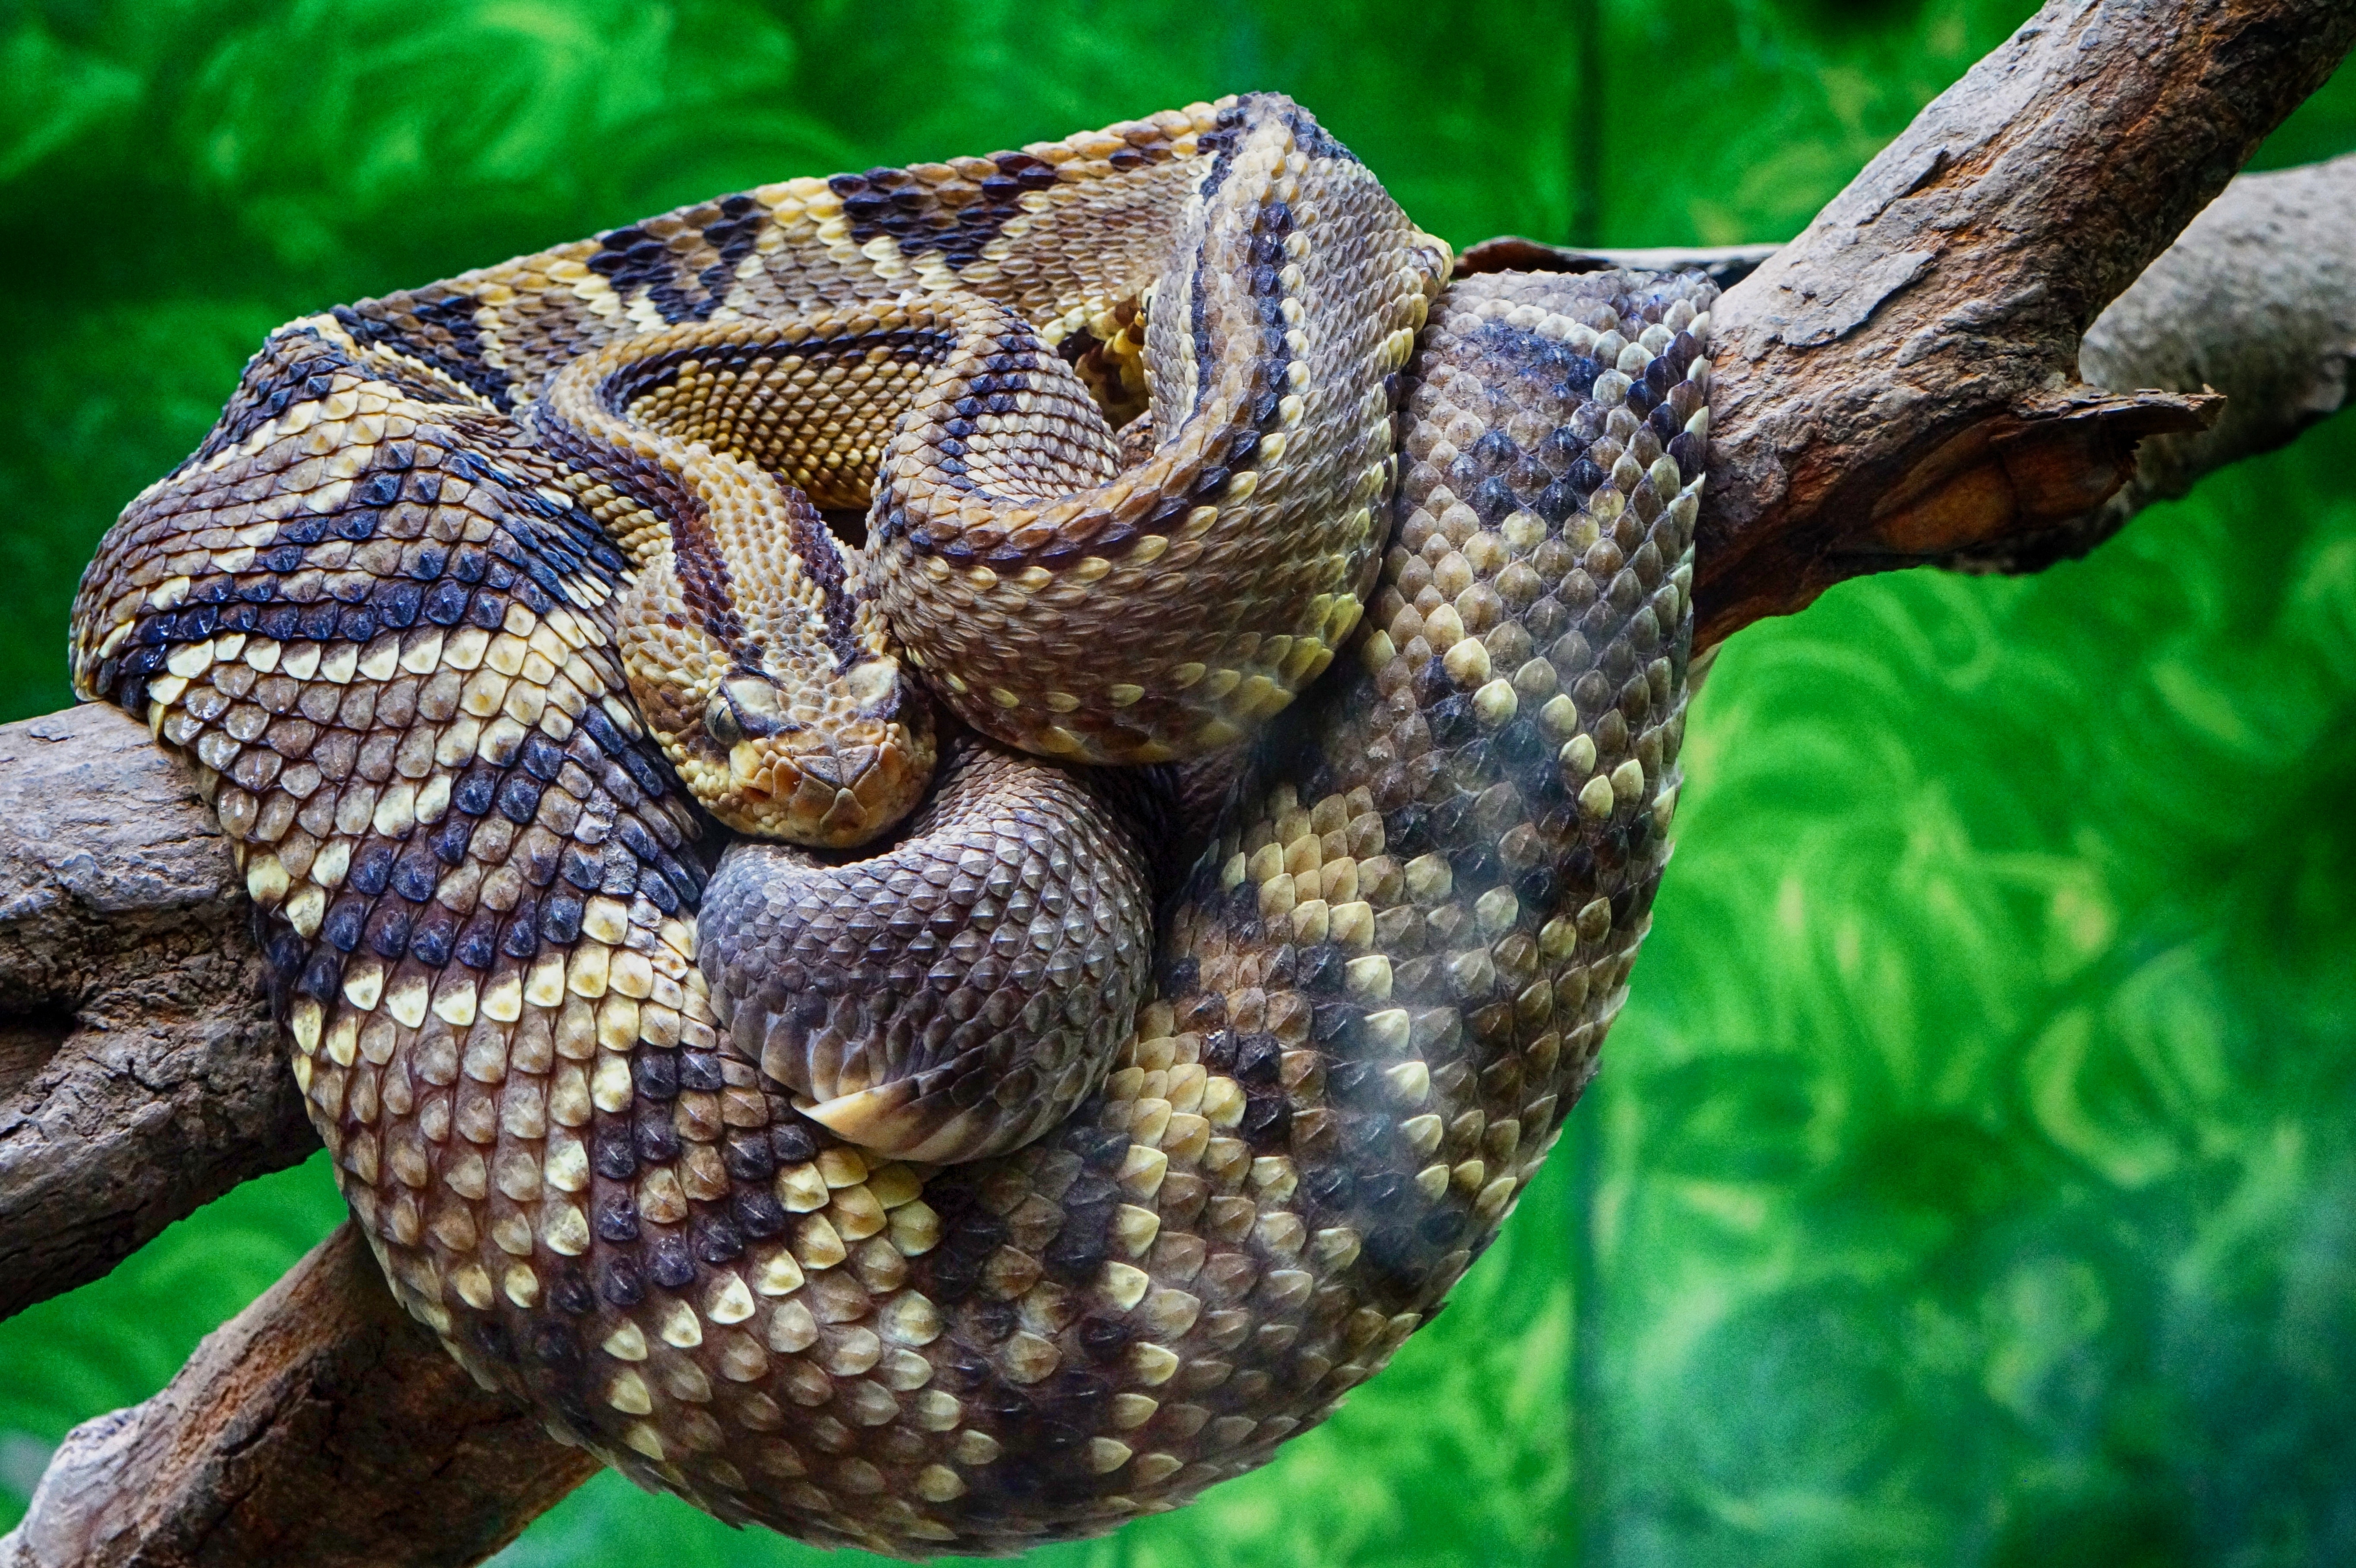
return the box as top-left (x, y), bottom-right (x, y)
top-left (2, 3), bottom-right (2352, 1559)
top-left (1694, 0), bottom-right (2356, 646)
top-left (0, 703), bottom-right (314, 1320)
top-left (0, 1225), bottom-right (600, 1568)
top-left (1464, 154), bottom-right (2356, 594)
top-left (2025, 150), bottom-right (2356, 572)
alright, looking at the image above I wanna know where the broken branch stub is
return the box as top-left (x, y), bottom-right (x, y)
top-left (1695, 0), bottom-right (2356, 645)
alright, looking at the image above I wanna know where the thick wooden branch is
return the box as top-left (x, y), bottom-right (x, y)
top-left (0, 1224), bottom-right (599, 1568)
top-left (1973, 149), bottom-right (2356, 571)
top-left (1464, 155), bottom-right (2356, 590)
top-left (0, 704), bottom-right (315, 1319)
top-left (3, 6), bottom-right (2353, 1559)
top-left (1693, 0), bottom-right (2356, 645)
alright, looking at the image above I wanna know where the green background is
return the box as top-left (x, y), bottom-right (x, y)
top-left (4, 2), bottom-right (2353, 1563)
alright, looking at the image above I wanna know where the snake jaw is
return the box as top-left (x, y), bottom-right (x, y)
top-left (664, 667), bottom-right (936, 847)
top-left (703, 710), bottom-right (935, 848)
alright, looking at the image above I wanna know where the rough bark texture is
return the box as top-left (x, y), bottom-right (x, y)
top-left (0, 1225), bottom-right (601, 1568)
top-left (2, 3), bottom-right (2353, 1560)
top-left (2014, 150), bottom-right (2356, 571)
top-left (0, 703), bottom-right (315, 1320)
top-left (1462, 155), bottom-right (2356, 599)
top-left (1694, 0), bottom-right (2356, 646)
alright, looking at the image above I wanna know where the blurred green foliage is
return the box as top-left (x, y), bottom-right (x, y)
top-left (2, 1), bottom-right (2352, 1563)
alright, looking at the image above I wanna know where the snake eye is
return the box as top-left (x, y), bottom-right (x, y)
top-left (704, 691), bottom-right (744, 746)
top-left (712, 675), bottom-right (795, 745)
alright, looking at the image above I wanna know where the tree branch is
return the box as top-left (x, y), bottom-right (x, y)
top-left (0, 704), bottom-right (314, 1320)
top-left (0, 1225), bottom-right (599, 1568)
top-left (3, 4), bottom-right (2353, 1559)
top-left (1692, 0), bottom-right (2356, 646)
top-left (1968, 149), bottom-right (2356, 571)
top-left (1471, 151), bottom-right (2356, 594)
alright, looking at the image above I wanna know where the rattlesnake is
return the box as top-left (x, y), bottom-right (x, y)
top-left (71, 93), bottom-right (1712, 1556)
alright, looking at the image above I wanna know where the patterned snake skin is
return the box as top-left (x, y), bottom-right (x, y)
top-left (69, 92), bottom-right (1714, 1557)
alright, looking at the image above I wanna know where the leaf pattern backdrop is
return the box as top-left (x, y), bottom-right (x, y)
top-left (2, 3), bottom-right (2352, 1563)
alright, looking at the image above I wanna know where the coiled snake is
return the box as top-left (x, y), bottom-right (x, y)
top-left (70, 95), bottom-right (1713, 1556)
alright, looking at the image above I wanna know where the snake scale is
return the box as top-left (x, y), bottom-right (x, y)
top-left (70, 95), bottom-right (1713, 1556)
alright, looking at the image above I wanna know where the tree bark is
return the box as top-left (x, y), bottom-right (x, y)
top-left (2024, 150), bottom-right (2356, 572)
top-left (1694, 0), bottom-right (2356, 646)
top-left (1462, 152), bottom-right (2356, 582)
top-left (3, 2), bottom-right (2353, 1561)
top-left (0, 1226), bottom-right (599, 1568)
top-left (0, 703), bottom-right (314, 1320)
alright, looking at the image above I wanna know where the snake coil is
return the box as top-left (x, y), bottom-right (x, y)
top-left (71, 95), bottom-right (1713, 1556)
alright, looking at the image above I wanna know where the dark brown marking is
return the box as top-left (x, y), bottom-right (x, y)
top-left (334, 292), bottom-right (513, 411)
top-left (780, 485), bottom-right (867, 671)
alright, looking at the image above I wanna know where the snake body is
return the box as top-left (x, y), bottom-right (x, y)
top-left (70, 95), bottom-right (1713, 1556)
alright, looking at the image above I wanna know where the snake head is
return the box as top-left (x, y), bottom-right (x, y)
top-left (689, 667), bottom-right (934, 849)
